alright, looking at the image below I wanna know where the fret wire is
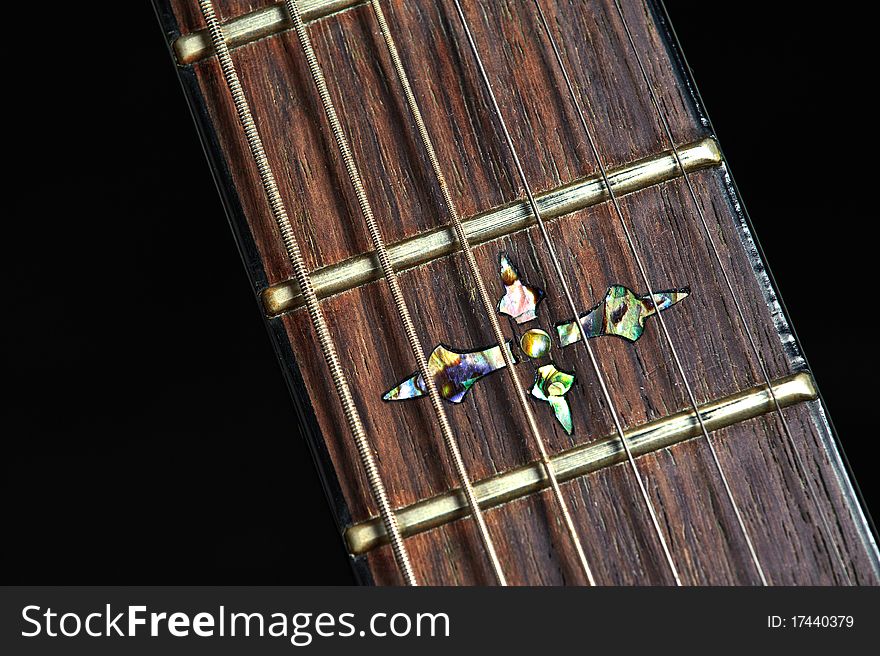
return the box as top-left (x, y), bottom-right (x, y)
top-left (610, 0), bottom-right (853, 584)
top-left (532, 0), bottom-right (767, 585)
top-left (369, 0), bottom-right (596, 585)
top-left (283, 0), bottom-right (509, 585)
top-left (449, 0), bottom-right (682, 585)
top-left (195, 0), bottom-right (417, 585)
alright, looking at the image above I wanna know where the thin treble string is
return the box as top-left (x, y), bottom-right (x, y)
top-left (369, 0), bottom-right (596, 585)
top-left (610, 0), bottom-right (852, 585)
top-left (196, 0), bottom-right (417, 585)
top-left (450, 0), bottom-right (682, 585)
top-left (284, 0), bottom-right (508, 585)
top-left (532, 1), bottom-right (767, 586)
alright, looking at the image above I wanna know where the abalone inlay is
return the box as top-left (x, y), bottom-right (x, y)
top-left (382, 254), bottom-right (690, 434)
top-left (556, 285), bottom-right (689, 346)
top-left (520, 328), bottom-right (552, 359)
top-left (383, 342), bottom-right (516, 404)
top-left (530, 363), bottom-right (576, 434)
top-left (498, 253), bottom-right (544, 324)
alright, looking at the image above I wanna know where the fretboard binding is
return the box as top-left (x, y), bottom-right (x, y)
top-left (173, 0), bottom-right (364, 65)
top-left (344, 372), bottom-right (818, 556)
top-left (261, 137), bottom-right (722, 317)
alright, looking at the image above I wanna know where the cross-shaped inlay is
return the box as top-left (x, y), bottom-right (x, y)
top-left (383, 253), bottom-right (689, 434)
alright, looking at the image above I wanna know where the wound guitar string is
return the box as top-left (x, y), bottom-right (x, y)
top-left (283, 0), bottom-right (509, 585)
top-left (449, 0), bottom-right (683, 585)
top-left (609, 0), bottom-right (853, 585)
top-left (195, 0), bottom-right (418, 585)
top-left (368, 0), bottom-right (596, 585)
top-left (529, 0), bottom-right (767, 584)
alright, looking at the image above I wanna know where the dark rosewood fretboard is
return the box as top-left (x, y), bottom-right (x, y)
top-left (153, 0), bottom-right (880, 585)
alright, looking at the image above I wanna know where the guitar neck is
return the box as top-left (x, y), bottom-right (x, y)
top-left (154, 0), bottom-right (880, 585)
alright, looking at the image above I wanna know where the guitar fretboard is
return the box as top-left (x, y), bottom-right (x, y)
top-left (155, 0), bottom-right (880, 585)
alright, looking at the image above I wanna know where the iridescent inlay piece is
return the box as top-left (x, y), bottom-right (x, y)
top-left (520, 328), bottom-right (551, 359)
top-left (497, 253), bottom-right (544, 324)
top-left (383, 342), bottom-right (516, 404)
top-left (556, 285), bottom-right (689, 346)
top-left (530, 363), bottom-right (576, 434)
top-left (382, 250), bottom-right (692, 438)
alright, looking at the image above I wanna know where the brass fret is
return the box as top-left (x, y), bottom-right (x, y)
top-left (344, 372), bottom-right (818, 556)
top-left (261, 137), bottom-right (721, 317)
top-left (173, 0), bottom-right (364, 65)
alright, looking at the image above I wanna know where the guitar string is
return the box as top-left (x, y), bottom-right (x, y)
top-left (196, 0), bottom-right (417, 585)
top-left (368, 0), bottom-right (595, 585)
top-left (450, 0), bottom-right (682, 585)
top-left (532, 0), bottom-right (767, 585)
top-left (284, 0), bottom-right (509, 585)
top-left (609, 0), bottom-right (852, 585)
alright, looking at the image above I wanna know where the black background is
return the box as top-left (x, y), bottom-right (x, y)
top-left (4, 2), bottom-right (877, 584)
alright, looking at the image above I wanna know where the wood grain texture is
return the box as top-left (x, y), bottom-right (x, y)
top-left (156, 0), bottom-right (879, 584)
